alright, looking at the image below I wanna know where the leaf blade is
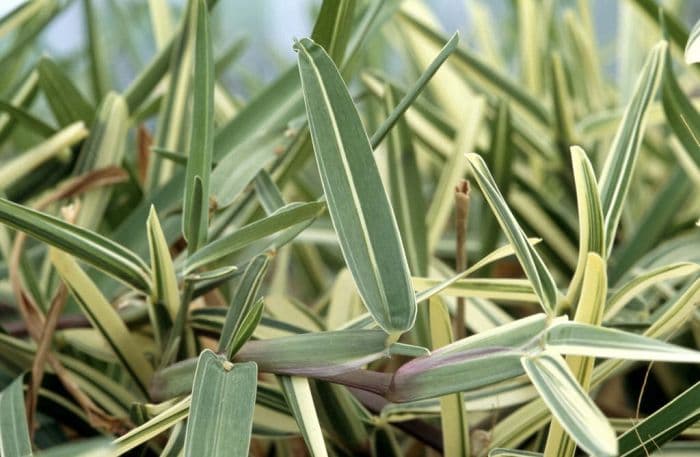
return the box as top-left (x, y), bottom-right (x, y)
top-left (295, 37), bottom-right (416, 334)
top-left (184, 350), bottom-right (257, 457)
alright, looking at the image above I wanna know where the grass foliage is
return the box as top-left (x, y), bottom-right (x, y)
top-left (1, 0), bottom-right (700, 456)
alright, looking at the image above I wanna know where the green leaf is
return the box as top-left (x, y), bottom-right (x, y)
top-left (185, 200), bottom-right (325, 272)
top-left (685, 18), bottom-right (700, 64)
top-left (567, 146), bottom-right (605, 302)
top-left (398, 8), bottom-right (550, 126)
top-left (546, 321), bottom-right (700, 363)
top-left (183, 0), bottom-right (214, 253)
top-left (50, 248), bottom-right (154, 397)
top-left (219, 255), bottom-right (270, 358)
top-left (184, 350), bottom-right (257, 457)
top-left (310, 0), bottom-right (355, 64)
top-left (599, 41), bottom-right (666, 254)
top-left (0, 98), bottom-right (56, 138)
top-left (234, 329), bottom-right (389, 377)
top-left (147, 206), bottom-right (180, 348)
top-left (662, 39), bottom-right (700, 166)
top-left (0, 375), bottom-right (32, 457)
top-left (0, 198), bottom-right (152, 292)
top-left (605, 262), bottom-right (700, 320)
top-left (481, 99), bottom-right (514, 259)
top-left (210, 122), bottom-right (294, 208)
top-left (82, 0), bottom-right (110, 99)
top-left (279, 376), bottom-right (329, 457)
top-left (295, 37), bottom-right (416, 335)
top-left (550, 52), bottom-right (576, 148)
top-left (113, 396), bottom-right (191, 455)
top-left (370, 32), bottom-right (459, 148)
top-left (413, 277), bottom-right (537, 303)
top-left (388, 314), bottom-right (549, 402)
top-left (38, 56), bottom-right (94, 126)
top-left (618, 380), bottom-right (700, 456)
top-left (428, 296), bottom-right (469, 457)
top-left (146, 0), bottom-right (197, 190)
top-left (544, 253), bottom-right (607, 457)
top-left (466, 153), bottom-right (558, 314)
top-left (254, 170), bottom-right (286, 213)
top-left (0, 0), bottom-right (50, 39)
top-left (521, 350), bottom-right (617, 457)
top-left (610, 167), bottom-right (691, 283)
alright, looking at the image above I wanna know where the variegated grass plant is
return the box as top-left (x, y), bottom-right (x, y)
top-left (1, 1), bottom-right (700, 456)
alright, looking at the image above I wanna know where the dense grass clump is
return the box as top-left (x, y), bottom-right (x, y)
top-left (1, 1), bottom-right (700, 456)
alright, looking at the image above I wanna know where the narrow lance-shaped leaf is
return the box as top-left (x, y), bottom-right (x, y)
top-left (295, 37), bottom-right (416, 335)
top-left (73, 93), bottom-right (128, 230)
top-left (0, 376), bottom-right (32, 457)
top-left (599, 41), bottom-right (666, 254)
top-left (147, 206), bottom-right (180, 349)
top-left (185, 200), bottom-right (325, 272)
top-left (662, 32), bottom-right (700, 167)
top-left (37, 56), bottom-right (94, 126)
top-left (397, 8), bottom-right (550, 126)
top-left (0, 197), bottom-right (152, 292)
top-left (112, 396), bottom-right (191, 455)
top-left (184, 350), bottom-right (257, 457)
top-left (566, 146), bottom-right (605, 304)
top-left (146, 0), bottom-right (196, 190)
top-left (428, 296), bottom-right (469, 457)
top-left (388, 315), bottom-right (549, 402)
top-left (370, 32), bottom-right (459, 148)
top-left (466, 153), bottom-right (558, 314)
top-left (604, 262), bottom-right (700, 320)
top-left (234, 329), bottom-right (389, 377)
top-left (546, 321), bottom-right (700, 363)
top-left (183, 0), bottom-right (213, 253)
top-left (279, 376), bottom-right (329, 457)
top-left (219, 255), bottom-right (270, 358)
top-left (521, 350), bottom-right (617, 457)
top-left (481, 99), bottom-right (514, 259)
top-left (82, 0), bottom-right (110, 99)
top-left (310, 0), bottom-right (355, 64)
top-left (0, 98), bottom-right (56, 138)
top-left (50, 248), bottom-right (154, 397)
top-left (618, 379), bottom-right (700, 457)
